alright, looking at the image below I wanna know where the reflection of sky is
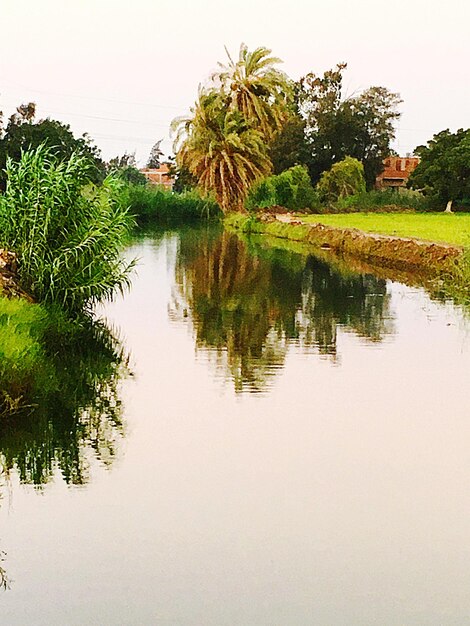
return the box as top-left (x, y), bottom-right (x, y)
top-left (1, 233), bottom-right (470, 625)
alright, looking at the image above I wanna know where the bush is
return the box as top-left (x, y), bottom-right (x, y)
top-left (246, 165), bottom-right (320, 212)
top-left (121, 184), bottom-right (222, 222)
top-left (317, 156), bottom-right (366, 204)
top-left (0, 146), bottom-right (135, 313)
top-left (334, 188), bottom-right (431, 212)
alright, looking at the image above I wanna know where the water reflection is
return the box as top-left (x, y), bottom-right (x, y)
top-left (0, 318), bottom-right (128, 486)
top-left (172, 228), bottom-right (394, 391)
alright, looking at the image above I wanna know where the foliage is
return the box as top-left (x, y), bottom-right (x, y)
top-left (0, 295), bottom-right (51, 414)
top-left (171, 163), bottom-right (198, 193)
top-left (247, 165), bottom-right (320, 212)
top-left (115, 165), bottom-right (147, 186)
top-left (121, 182), bottom-right (221, 222)
top-left (297, 63), bottom-right (402, 187)
top-left (174, 90), bottom-right (272, 212)
top-left (146, 139), bottom-right (163, 168)
top-left (212, 43), bottom-right (291, 140)
top-left (269, 111), bottom-right (309, 174)
top-left (0, 146), bottom-right (135, 312)
top-left (106, 152), bottom-right (147, 185)
top-left (0, 103), bottom-right (105, 188)
top-left (173, 43), bottom-right (291, 213)
top-left (334, 189), bottom-right (430, 213)
top-left (407, 128), bottom-right (470, 209)
top-left (317, 156), bottom-right (366, 203)
top-left (106, 151), bottom-right (137, 170)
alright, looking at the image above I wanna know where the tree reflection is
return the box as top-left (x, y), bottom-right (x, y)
top-left (0, 318), bottom-right (128, 486)
top-left (172, 228), bottom-right (394, 391)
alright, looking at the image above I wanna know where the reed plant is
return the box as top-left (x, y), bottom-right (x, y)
top-left (121, 183), bottom-right (221, 222)
top-left (0, 146), bottom-right (136, 312)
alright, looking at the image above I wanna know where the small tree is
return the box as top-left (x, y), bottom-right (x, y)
top-left (147, 140), bottom-right (163, 169)
top-left (317, 156), bottom-right (366, 203)
top-left (107, 152), bottom-right (147, 186)
top-left (408, 128), bottom-right (470, 210)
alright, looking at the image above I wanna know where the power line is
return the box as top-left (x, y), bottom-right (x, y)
top-left (0, 78), bottom-right (186, 111)
top-left (41, 107), bottom-right (172, 128)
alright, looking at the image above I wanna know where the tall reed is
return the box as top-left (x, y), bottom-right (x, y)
top-left (0, 146), bottom-right (136, 312)
top-left (120, 183), bottom-right (221, 222)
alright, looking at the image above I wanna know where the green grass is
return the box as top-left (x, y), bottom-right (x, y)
top-left (300, 213), bottom-right (470, 246)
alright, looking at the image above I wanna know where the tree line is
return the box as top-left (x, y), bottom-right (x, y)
top-left (173, 44), bottom-right (469, 212)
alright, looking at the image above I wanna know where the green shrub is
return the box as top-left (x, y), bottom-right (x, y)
top-left (317, 156), bottom-right (366, 204)
top-left (335, 188), bottom-right (431, 212)
top-left (247, 165), bottom-right (320, 212)
top-left (121, 184), bottom-right (221, 222)
top-left (0, 146), bottom-right (135, 313)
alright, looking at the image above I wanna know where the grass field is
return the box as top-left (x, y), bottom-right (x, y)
top-left (300, 213), bottom-right (470, 246)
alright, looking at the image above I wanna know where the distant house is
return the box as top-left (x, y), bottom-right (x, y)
top-left (375, 156), bottom-right (420, 191)
top-left (140, 163), bottom-right (175, 190)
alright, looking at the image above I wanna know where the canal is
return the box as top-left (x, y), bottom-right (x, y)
top-left (1, 226), bottom-right (470, 625)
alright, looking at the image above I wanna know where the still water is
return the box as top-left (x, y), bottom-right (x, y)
top-left (1, 226), bottom-right (470, 625)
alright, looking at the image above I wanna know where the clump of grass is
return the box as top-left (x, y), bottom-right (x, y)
top-left (121, 184), bottom-right (221, 222)
top-left (0, 145), bottom-right (136, 313)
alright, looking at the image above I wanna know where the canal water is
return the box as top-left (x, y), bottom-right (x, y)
top-left (1, 226), bottom-right (470, 625)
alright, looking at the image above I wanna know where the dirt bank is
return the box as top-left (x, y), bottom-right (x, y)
top-left (226, 214), bottom-right (462, 277)
top-left (0, 250), bottom-right (31, 299)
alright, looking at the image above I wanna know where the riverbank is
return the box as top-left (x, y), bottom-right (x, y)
top-left (226, 213), bottom-right (463, 278)
top-left (300, 213), bottom-right (470, 247)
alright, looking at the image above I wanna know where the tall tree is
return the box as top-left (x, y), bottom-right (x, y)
top-left (0, 104), bottom-right (105, 188)
top-left (297, 63), bottom-right (402, 188)
top-left (173, 44), bottom-right (290, 212)
top-left (407, 128), bottom-right (470, 210)
top-left (212, 43), bottom-right (291, 140)
top-left (175, 90), bottom-right (271, 212)
top-left (107, 151), bottom-right (137, 170)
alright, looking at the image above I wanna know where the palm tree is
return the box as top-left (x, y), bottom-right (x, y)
top-left (173, 90), bottom-right (271, 213)
top-left (172, 44), bottom-right (290, 213)
top-left (213, 43), bottom-right (291, 140)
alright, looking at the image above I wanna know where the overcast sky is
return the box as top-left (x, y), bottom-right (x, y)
top-left (0, 0), bottom-right (468, 165)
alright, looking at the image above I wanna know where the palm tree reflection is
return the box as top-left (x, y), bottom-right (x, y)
top-left (172, 228), bottom-right (394, 392)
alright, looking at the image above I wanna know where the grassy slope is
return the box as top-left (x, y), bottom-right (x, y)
top-left (300, 213), bottom-right (470, 246)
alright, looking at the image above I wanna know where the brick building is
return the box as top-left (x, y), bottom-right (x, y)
top-left (140, 163), bottom-right (175, 190)
top-left (375, 156), bottom-right (420, 191)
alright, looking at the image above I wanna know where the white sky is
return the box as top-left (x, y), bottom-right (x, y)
top-left (0, 0), bottom-right (468, 166)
